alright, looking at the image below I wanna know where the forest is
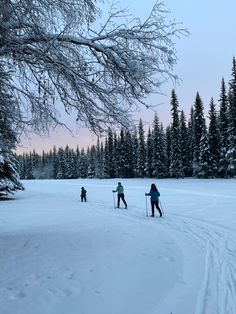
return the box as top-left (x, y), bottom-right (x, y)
top-left (16, 58), bottom-right (236, 180)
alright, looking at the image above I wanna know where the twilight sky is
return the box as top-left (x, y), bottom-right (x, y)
top-left (17, 0), bottom-right (236, 154)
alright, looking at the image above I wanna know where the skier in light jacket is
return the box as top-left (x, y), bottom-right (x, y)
top-left (145, 183), bottom-right (162, 217)
top-left (113, 182), bottom-right (127, 209)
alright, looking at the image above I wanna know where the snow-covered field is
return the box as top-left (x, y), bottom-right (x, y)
top-left (1, 178), bottom-right (236, 314)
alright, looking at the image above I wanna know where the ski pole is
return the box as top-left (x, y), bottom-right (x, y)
top-left (145, 194), bottom-right (148, 217)
top-left (112, 192), bottom-right (116, 209)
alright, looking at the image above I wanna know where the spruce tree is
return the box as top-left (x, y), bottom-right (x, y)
top-left (131, 127), bottom-right (139, 177)
top-left (57, 147), bottom-right (66, 179)
top-left (152, 113), bottom-right (167, 178)
top-left (227, 57), bottom-right (236, 177)
top-left (145, 128), bottom-right (153, 178)
top-left (0, 62), bottom-right (23, 194)
top-left (78, 148), bottom-right (88, 178)
top-left (52, 146), bottom-right (59, 179)
top-left (208, 98), bottom-right (220, 177)
top-left (137, 119), bottom-right (146, 177)
top-left (95, 138), bottom-right (104, 178)
top-left (187, 107), bottom-right (194, 176)
top-left (218, 78), bottom-right (229, 177)
top-left (165, 125), bottom-right (171, 177)
top-left (179, 110), bottom-right (191, 177)
top-left (198, 124), bottom-right (212, 178)
top-left (87, 146), bottom-right (96, 178)
top-left (169, 90), bottom-right (183, 178)
top-left (193, 92), bottom-right (206, 176)
top-left (126, 129), bottom-right (135, 178)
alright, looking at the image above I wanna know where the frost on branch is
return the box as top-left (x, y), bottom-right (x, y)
top-left (0, 0), bottom-right (186, 134)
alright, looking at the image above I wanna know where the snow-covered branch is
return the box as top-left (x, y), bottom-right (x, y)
top-left (0, 0), bottom-right (187, 134)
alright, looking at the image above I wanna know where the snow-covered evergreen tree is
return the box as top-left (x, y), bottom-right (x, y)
top-left (169, 90), bottom-right (183, 178)
top-left (137, 119), bottom-right (146, 177)
top-left (78, 148), bottom-right (88, 178)
top-left (52, 146), bottom-right (59, 179)
top-left (64, 146), bottom-right (76, 179)
top-left (227, 57), bottom-right (236, 177)
top-left (57, 148), bottom-right (66, 179)
top-left (218, 78), bottom-right (229, 177)
top-left (193, 92), bottom-right (206, 176)
top-left (198, 124), bottom-right (212, 178)
top-left (186, 107), bottom-right (195, 176)
top-left (165, 125), bottom-right (171, 177)
top-left (152, 114), bottom-right (167, 178)
top-left (95, 138), bottom-right (104, 178)
top-left (0, 61), bottom-right (23, 194)
top-left (104, 129), bottom-right (116, 178)
top-left (131, 127), bottom-right (139, 178)
top-left (123, 129), bottom-right (134, 178)
top-left (87, 146), bottom-right (96, 178)
top-left (208, 98), bottom-right (220, 177)
top-left (179, 110), bottom-right (191, 176)
top-left (145, 128), bottom-right (153, 178)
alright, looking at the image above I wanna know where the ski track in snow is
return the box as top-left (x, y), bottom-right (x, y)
top-left (86, 185), bottom-right (236, 314)
top-left (1, 179), bottom-right (236, 314)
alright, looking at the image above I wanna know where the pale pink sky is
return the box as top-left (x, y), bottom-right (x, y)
top-left (17, 0), bottom-right (236, 154)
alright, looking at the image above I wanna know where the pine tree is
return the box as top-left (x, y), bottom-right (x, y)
top-left (78, 148), bottom-right (88, 178)
top-left (152, 114), bottom-right (167, 178)
top-left (218, 78), bottom-right (229, 177)
top-left (145, 128), bottom-right (153, 178)
top-left (137, 119), bottom-right (146, 177)
top-left (165, 125), bottom-right (171, 177)
top-left (208, 98), bottom-right (220, 177)
top-left (131, 127), bottom-right (139, 177)
top-left (187, 107), bottom-right (194, 176)
top-left (87, 146), bottom-right (96, 178)
top-left (198, 124), bottom-right (212, 178)
top-left (64, 145), bottom-right (75, 179)
top-left (193, 92), bottom-right (206, 176)
top-left (179, 110), bottom-right (191, 177)
top-left (169, 90), bottom-right (183, 178)
top-left (57, 148), bottom-right (66, 179)
top-left (95, 137), bottom-right (104, 178)
top-left (52, 146), bottom-right (59, 179)
top-left (0, 61), bottom-right (23, 194)
top-left (104, 128), bottom-right (116, 178)
top-left (227, 57), bottom-right (236, 177)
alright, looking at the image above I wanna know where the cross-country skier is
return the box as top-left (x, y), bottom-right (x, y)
top-left (113, 182), bottom-right (127, 209)
top-left (81, 187), bottom-right (87, 202)
top-left (145, 183), bottom-right (162, 217)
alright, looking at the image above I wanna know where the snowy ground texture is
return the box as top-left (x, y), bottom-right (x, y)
top-left (1, 178), bottom-right (236, 314)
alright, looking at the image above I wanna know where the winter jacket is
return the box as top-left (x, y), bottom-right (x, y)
top-left (146, 189), bottom-right (160, 202)
top-left (81, 188), bottom-right (87, 196)
top-left (114, 185), bottom-right (124, 194)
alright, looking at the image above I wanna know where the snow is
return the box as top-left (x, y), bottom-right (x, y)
top-left (1, 178), bottom-right (236, 314)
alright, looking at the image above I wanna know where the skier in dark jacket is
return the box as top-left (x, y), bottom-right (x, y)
top-left (145, 183), bottom-right (162, 217)
top-left (113, 182), bottom-right (127, 208)
top-left (81, 187), bottom-right (87, 202)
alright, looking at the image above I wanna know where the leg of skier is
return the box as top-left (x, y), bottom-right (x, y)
top-left (155, 200), bottom-right (162, 217)
top-left (150, 201), bottom-right (155, 217)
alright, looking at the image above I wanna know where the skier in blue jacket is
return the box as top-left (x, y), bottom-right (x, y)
top-left (145, 183), bottom-right (162, 217)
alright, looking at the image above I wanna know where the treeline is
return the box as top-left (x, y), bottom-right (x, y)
top-left (16, 58), bottom-right (236, 179)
